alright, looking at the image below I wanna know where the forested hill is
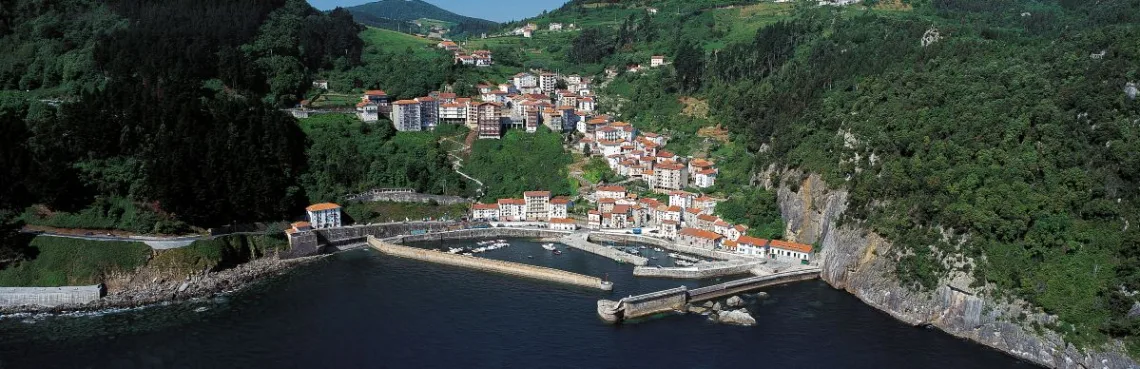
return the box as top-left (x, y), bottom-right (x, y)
top-left (0, 0), bottom-right (363, 233)
top-left (512, 0), bottom-right (1140, 357)
top-left (345, 0), bottom-right (498, 37)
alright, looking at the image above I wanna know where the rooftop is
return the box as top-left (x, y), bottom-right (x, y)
top-left (770, 240), bottom-right (813, 253)
top-left (306, 203), bottom-right (341, 212)
top-left (679, 228), bottom-right (723, 240)
top-left (524, 191), bottom-right (552, 197)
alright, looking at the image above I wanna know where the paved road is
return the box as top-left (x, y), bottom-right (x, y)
top-left (21, 230), bottom-right (280, 250)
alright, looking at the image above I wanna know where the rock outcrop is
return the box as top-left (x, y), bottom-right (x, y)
top-left (714, 309), bottom-right (757, 326)
top-left (770, 171), bottom-right (1139, 368)
top-left (726, 296), bottom-right (745, 308)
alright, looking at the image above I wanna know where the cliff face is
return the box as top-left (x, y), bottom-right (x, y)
top-left (769, 171), bottom-right (1138, 369)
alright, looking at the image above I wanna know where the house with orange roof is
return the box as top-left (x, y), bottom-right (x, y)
top-left (727, 224), bottom-right (748, 241)
top-left (471, 203), bottom-right (501, 220)
top-left (548, 217), bottom-right (577, 231)
top-left (549, 197), bottom-right (571, 219)
top-left (587, 210), bottom-right (602, 229)
top-left (523, 191), bottom-right (552, 221)
top-left (305, 203), bottom-right (342, 229)
top-left (737, 236), bottom-right (769, 256)
top-left (694, 168), bottom-right (717, 188)
top-left (497, 198), bottom-right (527, 221)
top-left (659, 219), bottom-right (680, 239)
top-left (678, 227), bottom-right (723, 250)
top-left (769, 240), bottom-right (814, 262)
top-left (693, 196), bottom-right (719, 215)
top-left (596, 185), bottom-right (627, 201)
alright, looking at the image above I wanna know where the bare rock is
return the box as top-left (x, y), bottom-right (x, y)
top-left (726, 296), bottom-right (745, 307)
top-left (703, 301), bottom-right (714, 308)
top-left (712, 302), bottom-right (723, 311)
top-left (716, 309), bottom-right (757, 326)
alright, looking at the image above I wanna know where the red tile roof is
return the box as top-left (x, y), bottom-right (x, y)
top-left (550, 197), bottom-right (571, 204)
top-left (473, 203), bottom-right (499, 210)
top-left (597, 185), bottom-right (626, 192)
top-left (523, 191), bottom-right (551, 197)
top-left (364, 90), bottom-right (387, 96)
top-left (738, 236), bottom-right (769, 247)
top-left (497, 198), bottom-right (526, 205)
top-left (306, 203), bottom-right (341, 212)
top-left (611, 205), bottom-right (631, 214)
top-left (550, 218), bottom-right (576, 224)
top-left (679, 228), bottom-right (723, 240)
top-left (770, 240), bottom-right (813, 253)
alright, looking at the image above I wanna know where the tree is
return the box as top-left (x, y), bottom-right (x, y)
top-left (673, 40), bottom-right (704, 92)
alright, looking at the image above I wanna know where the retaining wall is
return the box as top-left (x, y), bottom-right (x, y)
top-left (359, 193), bottom-right (471, 205)
top-left (0, 285), bottom-right (102, 307)
top-left (632, 260), bottom-right (762, 279)
top-left (367, 236), bottom-right (612, 291)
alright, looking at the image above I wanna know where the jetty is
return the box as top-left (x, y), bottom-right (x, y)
top-left (366, 236), bottom-right (613, 291)
top-left (596, 268), bottom-right (820, 323)
top-left (560, 231), bottom-right (648, 266)
top-left (632, 259), bottom-right (764, 279)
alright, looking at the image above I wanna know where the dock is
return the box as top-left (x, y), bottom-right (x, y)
top-left (632, 259), bottom-right (764, 279)
top-left (367, 236), bottom-right (613, 291)
top-left (560, 232), bottom-right (649, 266)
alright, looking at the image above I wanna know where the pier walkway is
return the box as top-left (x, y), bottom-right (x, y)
top-left (560, 231), bottom-right (648, 266)
top-left (367, 236), bottom-right (613, 291)
top-left (597, 268), bottom-right (820, 323)
top-left (632, 259), bottom-right (764, 279)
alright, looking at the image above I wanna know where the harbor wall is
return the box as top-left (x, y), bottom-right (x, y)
top-left (0, 285), bottom-right (102, 307)
top-left (367, 236), bottom-right (612, 291)
top-left (632, 260), bottom-right (762, 279)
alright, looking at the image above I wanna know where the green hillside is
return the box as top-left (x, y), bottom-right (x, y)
top-left (345, 0), bottom-right (498, 37)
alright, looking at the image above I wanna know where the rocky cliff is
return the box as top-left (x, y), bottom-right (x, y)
top-left (766, 170), bottom-right (1138, 369)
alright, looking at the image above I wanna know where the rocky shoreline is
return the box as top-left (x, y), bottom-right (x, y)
top-left (0, 255), bottom-right (325, 316)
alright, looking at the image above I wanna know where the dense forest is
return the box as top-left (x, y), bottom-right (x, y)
top-left (0, 0), bottom-right (363, 239)
top-left (700, 0), bottom-right (1140, 353)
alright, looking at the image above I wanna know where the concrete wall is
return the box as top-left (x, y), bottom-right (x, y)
top-left (560, 233), bottom-right (648, 266)
top-left (622, 287), bottom-right (689, 319)
top-left (0, 285), bottom-right (102, 307)
top-left (368, 236), bottom-right (612, 290)
top-left (632, 260), bottom-right (762, 279)
top-left (687, 269), bottom-right (820, 303)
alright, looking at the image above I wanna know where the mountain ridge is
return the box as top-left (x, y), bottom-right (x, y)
top-left (344, 0), bottom-right (498, 37)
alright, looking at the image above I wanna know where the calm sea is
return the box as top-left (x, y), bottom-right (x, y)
top-left (0, 239), bottom-right (1036, 368)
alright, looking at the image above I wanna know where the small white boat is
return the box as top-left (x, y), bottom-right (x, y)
top-left (668, 253), bottom-right (679, 258)
top-left (653, 248), bottom-right (663, 252)
top-left (542, 243), bottom-right (556, 251)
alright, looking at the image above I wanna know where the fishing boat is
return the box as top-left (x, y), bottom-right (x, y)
top-left (668, 253), bottom-right (679, 258)
top-left (542, 243), bottom-right (556, 251)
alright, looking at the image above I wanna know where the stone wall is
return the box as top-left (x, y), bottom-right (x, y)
top-left (0, 285), bottom-right (102, 307)
top-left (367, 236), bottom-right (611, 290)
top-left (772, 171), bottom-right (1138, 368)
top-left (350, 193), bottom-right (472, 206)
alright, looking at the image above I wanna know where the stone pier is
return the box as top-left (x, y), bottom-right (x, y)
top-left (560, 232), bottom-right (648, 266)
top-left (367, 236), bottom-right (613, 291)
top-left (632, 259), bottom-right (763, 279)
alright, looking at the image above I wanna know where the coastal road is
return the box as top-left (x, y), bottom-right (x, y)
top-left (20, 230), bottom-right (279, 250)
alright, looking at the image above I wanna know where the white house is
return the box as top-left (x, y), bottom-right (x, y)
top-left (694, 168), bottom-right (717, 188)
top-left (651, 55), bottom-right (666, 67)
top-left (595, 185), bottom-right (626, 200)
top-left (306, 203), bottom-right (342, 229)
top-left (497, 198), bottom-right (527, 221)
top-left (549, 197), bottom-right (570, 219)
top-left (471, 203), bottom-right (500, 220)
top-left (549, 23), bottom-right (563, 31)
top-left (737, 236), bottom-right (769, 256)
top-left (356, 102), bottom-right (379, 122)
top-left (769, 240), bottom-right (814, 262)
top-left (669, 191), bottom-right (695, 209)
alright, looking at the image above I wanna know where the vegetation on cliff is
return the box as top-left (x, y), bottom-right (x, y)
top-left (465, 128), bottom-right (575, 200)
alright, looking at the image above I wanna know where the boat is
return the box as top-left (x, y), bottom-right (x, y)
top-left (668, 253), bottom-right (679, 258)
top-left (462, 252), bottom-right (473, 256)
top-left (527, 255), bottom-right (534, 259)
top-left (542, 243), bottom-right (556, 251)
top-left (553, 250), bottom-right (562, 255)
top-left (640, 246), bottom-right (647, 249)
top-left (650, 256), bottom-right (657, 260)
top-left (653, 247), bottom-right (663, 252)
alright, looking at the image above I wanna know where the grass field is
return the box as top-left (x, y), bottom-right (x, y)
top-left (359, 26), bottom-right (439, 59)
top-left (0, 237), bottom-right (152, 287)
top-left (149, 235), bottom-right (288, 275)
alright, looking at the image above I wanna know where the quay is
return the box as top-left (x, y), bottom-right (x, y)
top-left (367, 236), bottom-right (613, 291)
top-left (560, 232), bottom-right (648, 266)
top-left (596, 268), bottom-right (820, 323)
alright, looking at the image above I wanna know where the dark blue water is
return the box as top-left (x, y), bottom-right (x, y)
top-left (0, 239), bottom-right (1035, 368)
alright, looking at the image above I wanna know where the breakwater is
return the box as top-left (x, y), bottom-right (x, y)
top-left (367, 236), bottom-right (613, 291)
top-left (597, 268), bottom-right (820, 323)
top-left (0, 285), bottom-right (102, 308)
top-left (560, 232), bottom-right (648, 266)
top-left (632, 259), bottom-right (763, 279)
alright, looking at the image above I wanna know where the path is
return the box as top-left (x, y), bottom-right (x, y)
top-left (21, 229), bottom-right (278, 250)
top-left (439, 129), bottom-right (486, 198)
